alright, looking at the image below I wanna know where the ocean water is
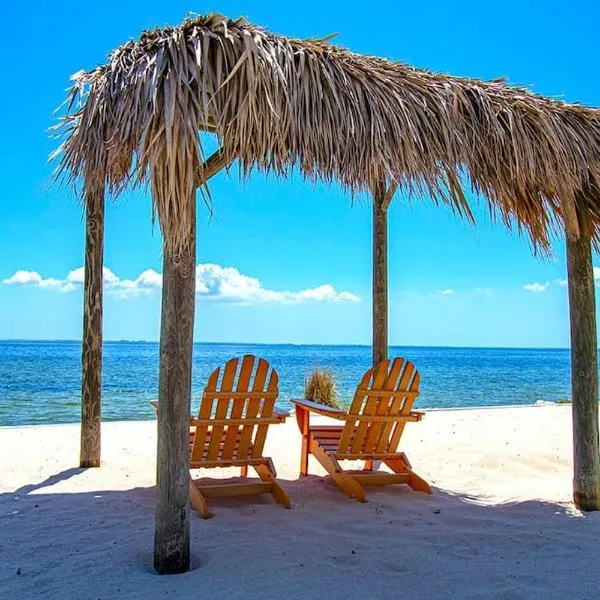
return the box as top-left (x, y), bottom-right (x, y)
top-left (0, 341), bottom-right (574, 427)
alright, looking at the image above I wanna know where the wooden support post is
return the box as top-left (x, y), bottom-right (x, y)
top-left (80, 188), bottom-right (104, 468)
top-left (372, 181), bottom-right (397, 367)
top-left (153, 149), bottom-right (229, 574)
top-left (566, 203), bottom-right (600, 511)
top-left (154, 202), bottom-right (196, 574)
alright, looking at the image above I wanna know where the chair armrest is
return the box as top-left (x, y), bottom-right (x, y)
top-left (273, 406), bottom-right (290, 419)
top-left (291, 398), bottom-right (346, 419)
top-left (411, 410), bottom-right (426, 421)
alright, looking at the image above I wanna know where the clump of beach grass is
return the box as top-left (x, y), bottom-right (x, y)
top-left (305, 368), bottom-right (341, 409)
top-left (555, 398), bottom-right (572, 404)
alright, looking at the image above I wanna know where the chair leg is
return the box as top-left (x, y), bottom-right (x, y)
top-left (300, 435), bottom-right (309, 477)
top-left (407, 472), bottom-right (432, 494)
top-left (385, 454), bottom-right (409, 471)
top-left (297, 406), bottom-right (310, 477)
top-left (240, 466), bottom-right (248, 478)
top-left (189, 477), bottom-right (211, 518)
top-left (310, 440), bottom-right (367, 502)
top-left (363, 459), bottom-right (374, 471)
top-left (385, 458), bottom-right (432, 494)
top-left (331, 471), bottom-right (367, 502)
top-left (254, 461), bottom-right (292, 509)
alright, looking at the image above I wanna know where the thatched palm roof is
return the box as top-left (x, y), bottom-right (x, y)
top-left (55, 13), bottom-right (600, 250)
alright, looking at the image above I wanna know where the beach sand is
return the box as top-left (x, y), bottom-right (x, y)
top-left (2, 405), bottom-right (600, 599)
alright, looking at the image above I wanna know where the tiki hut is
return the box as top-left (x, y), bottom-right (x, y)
top-left (55, 13), bottom-right (600, 574)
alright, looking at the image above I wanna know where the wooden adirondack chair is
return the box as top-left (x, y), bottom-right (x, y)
top-left (153, 355), bottom-right (291, 518)
top-left (291, 357), bottom-right (431, 502)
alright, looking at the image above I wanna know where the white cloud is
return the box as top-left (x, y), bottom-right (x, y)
top-left (334, 291), bottom-right (360, 302)
top-left (57, 266), bottom-right (123, 293)
top-left (555, 279), bottom-right (568, 287)
top-left (65, 267), bottom-right (84, 285)
top-left (195, 264), bottom-right (359, 304)
top-left (435, 288), bottom-right (454, 296)
top-left (3, 270), bottom-right (63, 290)
top-left (2, 264), bottom-right (359, 304)
top-left (107, 269), bottom-right (163, 298)
top-left (4, 271), bottom-right (42, 285)
top-left (524, 281), bottom-right (550, 293)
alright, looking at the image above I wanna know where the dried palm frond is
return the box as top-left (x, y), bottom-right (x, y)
top-left (53, 13), bottom-right (600, 253)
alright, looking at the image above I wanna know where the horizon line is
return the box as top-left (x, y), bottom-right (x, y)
top-left (0, 338), bottom-right (574, 351)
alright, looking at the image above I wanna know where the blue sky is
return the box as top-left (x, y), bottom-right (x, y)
top-left (0, 0), bottom-right (599, 347)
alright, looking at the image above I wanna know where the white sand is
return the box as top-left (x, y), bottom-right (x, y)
top-left (2, 405), bottom-right (600, 599)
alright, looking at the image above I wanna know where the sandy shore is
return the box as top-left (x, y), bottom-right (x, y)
top-left (2, 405), bottom-right (600, 599)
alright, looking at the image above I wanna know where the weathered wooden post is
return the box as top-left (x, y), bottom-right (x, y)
top-left (80, 187), bottom-right (104, 468)
top-left (154, 194), bottom-right (196, 574)
top-left (565, 194), bottom-right (600, 511)
top-left (154, 151), bottom-right (229, 574)
top-left (372, 181), bottom-right (397, 367)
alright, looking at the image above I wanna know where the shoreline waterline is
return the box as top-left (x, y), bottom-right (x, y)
top-left (0, 402), bottom-right (569, 430)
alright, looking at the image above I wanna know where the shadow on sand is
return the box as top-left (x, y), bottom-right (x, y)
top-left (2, 472), bottom-right (600, 600)
top-left (12, 468), bottom-right (86, 496)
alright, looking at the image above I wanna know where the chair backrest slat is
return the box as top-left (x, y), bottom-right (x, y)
top-left (346, 361), bottom-right (391, 454)
top-left (191, 367), bottom-right (220, 462)
top-left (189, 355), bottom-right (279, 466)
top-left (362, 357), bottom-right (404, 453)
top-left (237, 357), bottom-right (269, 457)
top-left (204, 358), bottom-right (239, 462)
top-left (387, 366), bottom-right (420, 451)
top-left (337, 358), bottom-right (420, 456)
top-left (250, 360), bottom-right (278, 458)
top-left (220, 355), bottom-right (254, 460)
top-left (337, 368), bottom-right (373, 452)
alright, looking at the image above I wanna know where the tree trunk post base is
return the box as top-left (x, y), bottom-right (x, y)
top-left (566, 201), bottom-right (600, 512)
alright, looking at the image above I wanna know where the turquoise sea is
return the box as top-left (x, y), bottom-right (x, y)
top-left (0, 341), bottom-right (574, 427)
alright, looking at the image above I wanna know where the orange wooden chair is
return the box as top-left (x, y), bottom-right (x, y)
top-left (291, 357), bottom-right (431, 501)
top-left (153, 355), bottom-right (291, 518)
